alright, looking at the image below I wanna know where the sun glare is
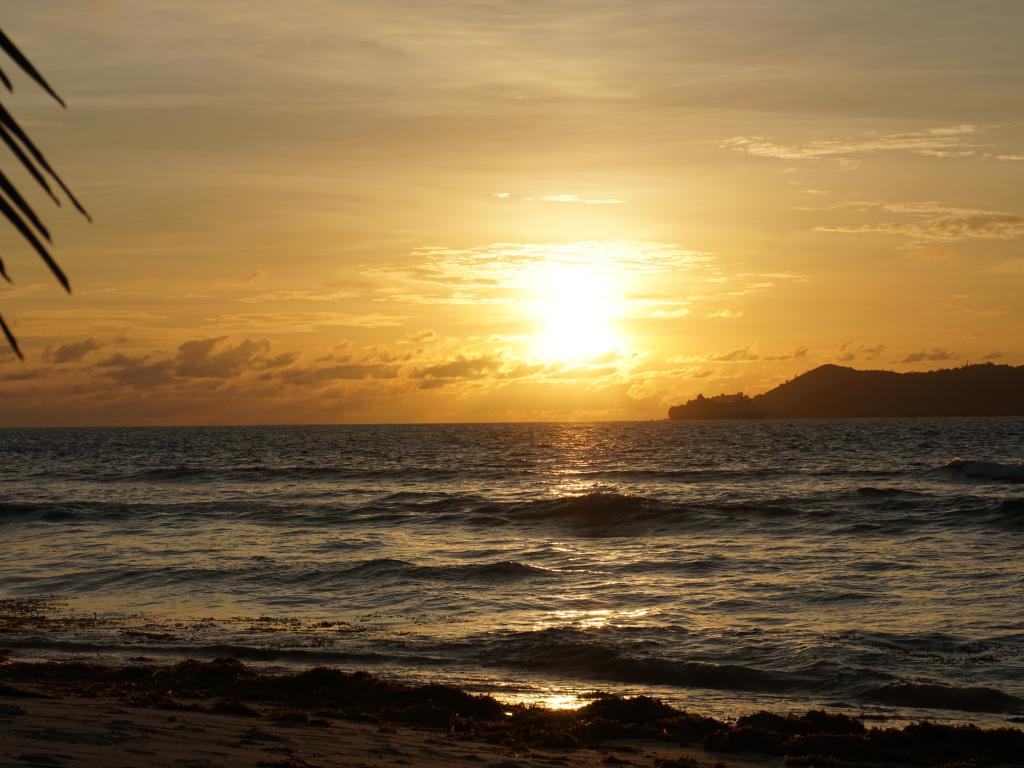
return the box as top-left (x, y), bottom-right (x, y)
top-left (526, 259), bottom-right (624, 363)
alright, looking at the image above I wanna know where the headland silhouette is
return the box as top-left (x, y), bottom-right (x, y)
top-left (668, 363), bottom-right (1024, 419)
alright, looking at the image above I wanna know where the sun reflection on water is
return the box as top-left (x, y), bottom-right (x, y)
top-left (536, 607), bottom-right (651, 631)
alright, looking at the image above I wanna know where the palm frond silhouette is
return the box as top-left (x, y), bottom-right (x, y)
top-left (0, 27), bottom-right (89, 360)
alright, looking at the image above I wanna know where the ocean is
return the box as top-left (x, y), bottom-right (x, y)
top-left (1, 420), bottom-right (1022, 725)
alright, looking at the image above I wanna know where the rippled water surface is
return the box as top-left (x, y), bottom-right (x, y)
top-left (2, 421), bottom-right (1023, 723)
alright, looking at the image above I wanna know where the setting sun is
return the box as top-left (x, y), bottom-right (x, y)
top-left (526, 259), bottom-right (624, 362)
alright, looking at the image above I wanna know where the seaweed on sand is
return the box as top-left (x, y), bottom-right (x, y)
top-left (1, 657), bottom-right (1022, 766)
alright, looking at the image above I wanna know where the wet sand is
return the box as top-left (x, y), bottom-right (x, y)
top-left (0, 691), bottom-right (745, 768)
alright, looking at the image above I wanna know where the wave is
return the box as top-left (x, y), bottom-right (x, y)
top-left (332, 558), bottom-right (556, 584)
top-left (0, 636), bottom-right (449, 668)
top-left (472, 629), bottom-right (1024, 714)
top-left (573, 467), bottom-right (789, 481)
top-left (0, 500), bottom-right (140, 524)
top-left (473, 628), bottom-right (808, 694)
top-left (514, 492), bottom-right (663, 520)
top-left (481, 492), bottom-right (689, 537)
top-left (863, 682), bottom-right (1024, 714)
top-left (941, 459), bottom-right (1024, 483)
top-left (30, 463), bottom-right (918, 486)
top-left (123, 464), bottom-right (480, 483)
top-left (9, 557), bottom-right (556, 594)
top-left (994, 498), bottom-right (1024, 515)
top-left (0, 499), bottom-right (308, 525)
top-left (616, 555), bottom-right (729, 574)
top-left (25, 464), bottom-right (500, 484)
top-left (6, 488), bottom-right (1020, 536)
top-left (855, 486), bottom-right (927, 498)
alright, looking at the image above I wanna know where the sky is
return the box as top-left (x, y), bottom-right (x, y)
top-left (1, 0), bottom-right (1022, 425)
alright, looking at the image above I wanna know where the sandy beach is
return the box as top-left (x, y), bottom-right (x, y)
top-left (0, 660), bottom-right (756, 768)
top-left (2, 657), bottom-right (1023, 768)
top-left (0, 689), bottom-right (743, 768)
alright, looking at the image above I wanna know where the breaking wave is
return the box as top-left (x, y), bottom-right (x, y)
top-left (863, 682), bottom-right (1024, 714)
top-left (941, 459), bottom-right (1024, 483)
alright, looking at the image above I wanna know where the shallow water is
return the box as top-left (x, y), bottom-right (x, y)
top-left (1, 420), bottom-right (1022, 724)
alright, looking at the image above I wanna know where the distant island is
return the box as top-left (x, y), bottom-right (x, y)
top-left (668, 363), bottom-right (1024, 419)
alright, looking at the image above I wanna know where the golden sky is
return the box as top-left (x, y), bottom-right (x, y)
top-left (1, 1), bottom-right (1022, 425)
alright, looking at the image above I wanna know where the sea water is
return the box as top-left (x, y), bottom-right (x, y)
top-left (1, 420), bottom-right (1022, 724)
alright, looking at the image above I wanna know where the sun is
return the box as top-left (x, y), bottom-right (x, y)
top-left (526, 260), bottom-right (623, 363)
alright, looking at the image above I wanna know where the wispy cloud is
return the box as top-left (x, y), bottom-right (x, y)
top-left (901, 347), bottom-right (959, 363)
top-left (673, 344), bottom-right (808, 364)
top-left (724, 125), bottom-right (981, 162)
top-left (398, 329), bottom-right (438, 344)
top-left (364, 241), bottom-right (712, 309)
top-left (836, 342), bottom-right (885, 362)
top-left (96, 337), bottom-right (279, 389)
top-left (239, 289), bottom-right (360, 304)
top-left (206, 312), bottom-right (408, 332)
top-left (536, 194), bottom-right (627, 205)
top-left (815, 201), bottom-right (1024, 243)
top-left (43, 338), bottom-right (106, 364)
top-left (988, 259), bottom-right (1024, 274)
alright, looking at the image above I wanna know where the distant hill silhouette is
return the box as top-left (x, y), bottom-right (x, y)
top-left (668, 363), bottom-right (1024, 419)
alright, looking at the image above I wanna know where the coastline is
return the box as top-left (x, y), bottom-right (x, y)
top-left (2, 657), bottom-right (1022, 768)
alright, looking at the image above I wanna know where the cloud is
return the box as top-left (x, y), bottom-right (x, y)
top-left (279, 363), bottom-right (399, 387)
top-left (901, 347), bottom-right (959, 363)
top-left (816, 201), bottom-right (1024, 244)
top-left (762, 346), bottom-right (808, 361)
top-left (837, 342), bottom-right (885, 362)
top-left (0, 368), bottom-right (49, 382)
top-left (206, 312), bottom-right (407, 332)
top-left (708, 309), bottom-right (743, 318)
top-left (413, 356), bottom-right (503, 380)
top-left (97, 337), bottom-right (277, 388)
top-left (13, 309), bottom-right (170, 335)
top-left (537, 194), bottom-right (627, 205)
top-left (404, 241), bottom-right (708, 281)
top-left (724, 125), bottom-right (980, 162)
top-left (650, 306), bottom-right (690, 318)
top-left (44, 338), bottom-right (105, 364)
top-left (365, 241), bottom-right (713, 311)
top-left (95, 354), bottom-right (175, 389)
top-left (981, 351), bottom-right (1005, 361)
top-left (175, 338), bottom-right (271, 378)
top-left (239, 289), bottom-right (360, 304)
top-left (262, 352), bottom-right (299, 369)
top-left (710, 344), bottom-right (759, 362)
top-left (399, 329), bottom-right (438, 344)
top-left (988, 259), bottom-right (1024, 274)
top-left (705, 344), bottom-right (807, 363)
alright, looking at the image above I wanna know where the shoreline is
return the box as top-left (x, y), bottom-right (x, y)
top-left (2, 657), bottom-right (1022, 767)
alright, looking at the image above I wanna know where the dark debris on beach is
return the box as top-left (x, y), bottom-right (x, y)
top-left (1, 657), bottom-right (1023, 767)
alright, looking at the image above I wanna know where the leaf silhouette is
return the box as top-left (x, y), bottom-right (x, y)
top-left (0, 120), bottom-right (60, 205)
top-left (0, 192), bottom-right (69, 291)
top-left (0, 28), bottom-right (65, 107)
top-left (0, 168), bottom-right (51, 241)
top-left (1, 26), bottom-right (88, 359)
top-left (0, 314), bottom-right (24, 360)
top-left (0, 104), bottom-right (89, 220)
